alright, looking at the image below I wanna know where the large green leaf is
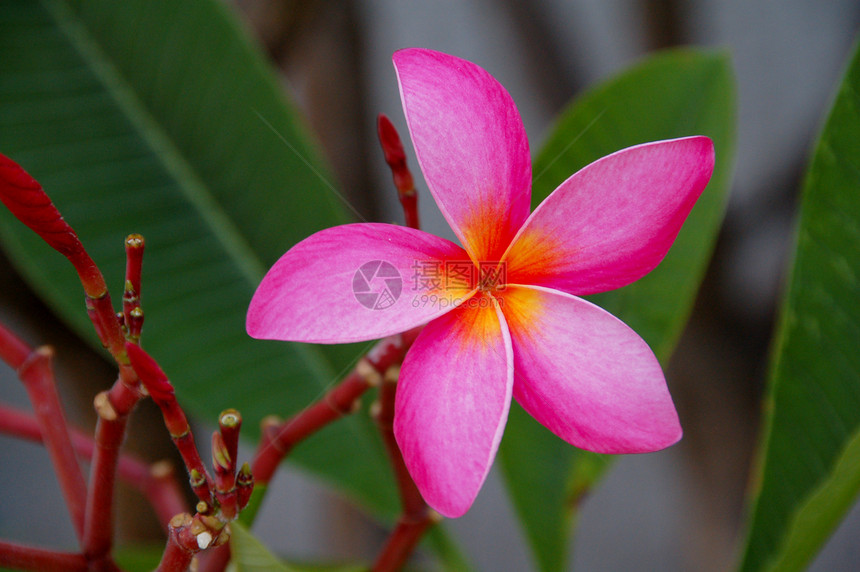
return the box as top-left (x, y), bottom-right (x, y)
top-left (738, 38), bottom-right (860, 572)
top-left (498, 49), bottom-right (736, 571)
top-left (0, 0), bottom-right (399, 516)
top-left (229, 522), bottom-right (301, 572)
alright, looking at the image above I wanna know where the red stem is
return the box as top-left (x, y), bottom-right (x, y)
top-left (17, 347), bottom-right (88, 542)
top-left (155, 514), bottom-right (196, 572)
top-left (158, 512), bottom-right (229, 572)
top-left (377, 114), bottom-right (420, 229)
top-left (123, 234), bottom-right (145, 342)
top-left (0, 404), bottom-right (188, 529)
top-left (212, 432), bottom-right (238, 520)
top-left (0, 540), bottom-right (87, 572)
top-left (0, 153), bottom-right (107, 299)
top-left (196, 544), bottom-right (231, 572)
top-left (0, 155), bottom-right (130, 367)
top-left (126, 343), bottom-right (214, 504)
top-left (373, 517), bottom-right (436, 572)
top-left (218, 409), bottom-right (241, 472)
top-left (373, 367), bottom-right (426, 516)
top-left (371, 366), bottom-right (437, 572)
top-left (252, 330), bottom-right (420, 488)
top-left (144, 461), bottom-right (190, 529)
top-left (251, 369), bottom-right (371, 485)
top-left (86, 294), bottom-right (129, 368)
top-left (83, 373), bottom-right (145, 563)
top-left (0, 320), bottom-right (30, 369)
top-left (83, 396), bottom-right (129, 562)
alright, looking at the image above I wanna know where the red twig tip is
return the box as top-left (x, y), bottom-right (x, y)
top-left (0, 153), bottom-right (107, 298)
top-left (218, 409), bottom-right (242, 470)
top-left (377, 114), bottom-right (420, 229)
top-left (125, 342), bottom-right (214, 504)
top-left (123, 234), bottom-right (145, 342)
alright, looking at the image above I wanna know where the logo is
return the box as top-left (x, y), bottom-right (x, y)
top-left (352, 260), bottom-right (402, 310)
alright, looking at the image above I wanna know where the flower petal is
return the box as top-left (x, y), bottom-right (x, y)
top-left (504, 137), bottom-right (714, 295)
top-left (393, 48), bottom-right (531, 262)
top-left (247, 223), bottom-right (473, 343)
top-left (394, 294), bottom-right (513, 517)
top-left (500, 285), bottom-right (681, 453)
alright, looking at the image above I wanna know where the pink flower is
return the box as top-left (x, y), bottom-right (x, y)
top-left (247, 48), bottom-right (714, 518)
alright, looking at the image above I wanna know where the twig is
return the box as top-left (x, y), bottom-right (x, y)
top-left (0, 540), bottom-right (88, 572)
top-left (83, 390), bottom-right (131, 562)
top-left (371, 366), bottom-right (438, 572)
top-left (123, 234), bottom-right (145, 343)
top-left (0, 404), bottom-right (186, 528)
top-left (17, 346), bottom-right (88, 542)
top-left (0, 320), bottom-right (30, 369)
top-left (377, 114), bottom-right (420, 229)
top-left (155, 513), bottom-right (229, 572)
top-left (126, 343), bottom-right (214, 505)
top-left (249, 330), bottom-right (420, 506)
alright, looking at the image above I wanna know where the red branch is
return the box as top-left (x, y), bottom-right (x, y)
top-left (218, 409), bottom-right (241, 472)
top-left (0, 540), bottom-right (88, 572)
top-left (123, 234), bottom-right (145, 343)
top-left (155, 513), bottom-right (228, 572)
top-left (0, 153), bottom-right (106, 298)
top-left (251, 330), bottom-right (420, 489)
top-left (377, 114), bottom-right (420, 229)
top-left (0, 320), bottom-right (30, 369)
top-left (371, 366), bottom-right (438, 572)
top-left (83, 374), bottom-right (146, 562)
top-left (84, 393), bottom-right (129, 563)
top-left (0, 404), bottom-right (187, 529)
top-left (17, 347), bottom-right (88, 542)
top-left (126, 343), bottom-right (214, 504)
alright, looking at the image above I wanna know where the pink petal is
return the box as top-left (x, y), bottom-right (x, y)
top-left (499, 285), bottom-right (681, 453)
top-left (504, 137), bottom-right (714, 295)
top-left (394, 294), bottom-right (513, 517)
top-left (247, 223), bottom-right (473, 343)
top-left (393, 48), bottom-right (531, 262)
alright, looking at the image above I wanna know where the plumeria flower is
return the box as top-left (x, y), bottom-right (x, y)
top-left (247, 48), bottom-right (714, 518)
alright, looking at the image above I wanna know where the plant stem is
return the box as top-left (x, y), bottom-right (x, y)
top-left (83, 394), bottom-right (129, 562)
top-left (218, 409), bottom-right (241, 473)
top-left (371, 366), bottom-right (438, 572)
top-left (250, 330), bottom-right (420, 494)
top-left (126, 343), bottom-right (214, 504)
top-left (0, 320), bottom-right (30, 369)
top-left (155, 514), bottom-right (197, 572)
top-left (17, 346), bottom-right (88, 542)
top-left (0, 153), bottom-right (107, 299)
top-left (0, 540), bottom-right (88, 572)
top-left (250, 368), bottom-right (371, 485)
top-left (86, 293), bottom-right (129, 368)
top-left (373, 516), bottom-right (437, 572)
top-left (123, 234), bottom-right (145, 343)
top-left (377, 114), bottom-right (420, 230)
top-left (157, 512), bottom-right (229, 572)
top-left (83, 373), bottom-right (146, 563)
top-left (0, 402), bottom-right (186, 530)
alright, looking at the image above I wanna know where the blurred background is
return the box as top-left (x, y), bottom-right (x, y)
top-left (2, 0), bottom-right (860, 570)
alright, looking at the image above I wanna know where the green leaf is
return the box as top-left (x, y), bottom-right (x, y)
top-left (738, 37), bottom-right (860, 572)
top-left (0, 0), bottom-right (398, 516)
top-left (498, 48), bottom-right (736, 572)
top-left (229, 521), bottom-right (301, 572)
top-left (112, 545), bottom-right (165, 572)
top-left (229, 521), bottom-right (379, 572)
